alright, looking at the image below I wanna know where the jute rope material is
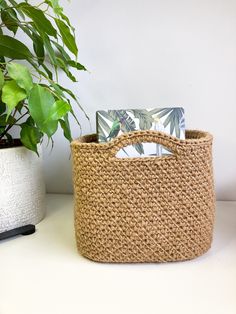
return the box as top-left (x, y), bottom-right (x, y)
top-left (71, 130), bottom-right (215, 263)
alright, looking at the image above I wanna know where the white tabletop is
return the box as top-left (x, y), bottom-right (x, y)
top-left (0, 194), bottom-right (235, 314)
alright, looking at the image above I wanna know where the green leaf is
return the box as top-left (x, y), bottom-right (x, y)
top-left (109, 110), bottom-right (136, 132)
top-left (2, 80), bottom-right (27, 116)
top-left (150, 108), bottom-right (171, 118)
top-left (1, 9), bottom-right (18, 34)
top-left (50, 82), bottom-right (64, 98)
top-left (0, 0), bottom-right (7, 9)
top-left (0, 35), bottom-right (32, 59)
top-left (41, 64), bottom-right (53, 80)
top-left (7, 63), bottom-right (33, 94)
top-left (56, 57), bottom-right (77, 82)
top-left (41, 33), bottom-right (57, 65)
top-left (0, 114), bottom-right (15, 126)
top-left (45, 0), bottom-right (74, 31)
top-left (97, 124), bottom-right (107, 142)
top-left (20, 3), bottom-right (57, 38)
top-left (0, 101), bottom-right (6, 115)
top-left (53, 41), bottom-right (70, 61)
top-left (163, 112), bottom-right (172, 128)
top-left (60, 12), bottom-right (75, 31)
top-left (25, 116), bottom-right (35, 127)
top-left (48, 100), bottom-right (71, 121)
top-left (179, 113), bottom-right (185, 130)
top-left (20, 124), bottom-right (42, 154)
top-left (30, 60), bottom-right (53, 80)
top-left (160, 108), bottom-right (183, 137)
top-left (131, 109), bottom-right (153, 130)
top-left (28, 84), bottom-right (58, 137)
top-left (169, 114), bottom-right (174, 134)
top-left (175, 114), bottom-right (180, 138)
top-left (32, 33), bottom-right (45, 65)
top-left (107, 110), bottom-right (144, 154)
top-left (7, 0), bottom-right (25, 19)
top-left (45, 0), bottom-right (63, 15)
top-left (5, 132), bottom-right (13, 143)
top-left (0, 127), bottom-right (5, 135)
top-left (68, 60), bottom-right (86, 71)
top-left (97, 114), bottom-right (111, 136)
top-left (15, 101), bottom-right (24, 114)
top-left (98, 110), bottom-right (114, 123)
top-left (0, 68), bottom-right (4, 90)
top-left (59, 115), bottom-right (72, 141)
top-left (107, 119), bottom-right (120, 139)
top-left (55, 18), bottom-right (78, 56)
top-left (134, 143), bottom-right (144, 155)
top-left (51, 83), bottom-right (87, 118)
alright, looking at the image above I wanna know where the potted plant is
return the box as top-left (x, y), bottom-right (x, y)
top-left (0, 0), bottom-right (86, 233)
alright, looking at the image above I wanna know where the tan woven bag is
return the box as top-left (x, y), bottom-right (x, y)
top-left (71, 130), bottom-right (215, 263)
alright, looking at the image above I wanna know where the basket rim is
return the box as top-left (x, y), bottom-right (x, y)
top-left (71, 129), bottom-right (213, 149)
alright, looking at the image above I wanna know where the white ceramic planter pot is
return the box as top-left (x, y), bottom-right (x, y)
top-left (0, 144), bottom-right (45, 233)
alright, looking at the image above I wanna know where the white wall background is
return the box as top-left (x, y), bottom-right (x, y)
top-left (43, 0), bottom-right (236, 200)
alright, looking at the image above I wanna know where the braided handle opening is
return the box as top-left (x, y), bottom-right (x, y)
top-left (107, 130), bottom-right (182, 158)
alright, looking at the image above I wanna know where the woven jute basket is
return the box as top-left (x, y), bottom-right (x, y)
top-left (71, 130), bottom-right (215, 263)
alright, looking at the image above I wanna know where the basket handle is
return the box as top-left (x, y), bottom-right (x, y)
top-left (107, 130), bottom-right (182, 157)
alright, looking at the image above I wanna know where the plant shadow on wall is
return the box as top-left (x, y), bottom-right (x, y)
top-left (0, 0), bottom-right (87, 154)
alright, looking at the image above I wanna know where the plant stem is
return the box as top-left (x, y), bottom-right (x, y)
top-left (0, 111), bottom-right (28, 140)
top-left (35, 1), bottom-right (45, 8)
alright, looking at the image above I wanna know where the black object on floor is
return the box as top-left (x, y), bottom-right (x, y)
top-left (0, 225), bottom-right (36, 241)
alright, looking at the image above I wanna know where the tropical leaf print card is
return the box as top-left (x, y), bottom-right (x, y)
top-left (96, 108), bottom-right (185, 157)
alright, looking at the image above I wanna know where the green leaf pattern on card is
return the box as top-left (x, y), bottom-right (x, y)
top-left (97, 108), bottom-right (185, 157)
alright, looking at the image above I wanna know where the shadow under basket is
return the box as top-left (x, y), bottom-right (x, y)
top-left (71, 130), bottom-right (215, 263)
